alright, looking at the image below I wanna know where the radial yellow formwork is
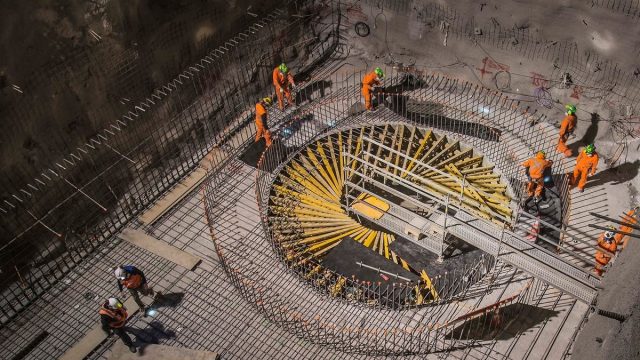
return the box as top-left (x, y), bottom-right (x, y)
top-left (267, 124), bottom-right (512, 305)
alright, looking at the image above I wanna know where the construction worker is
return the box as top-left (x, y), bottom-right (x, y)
top-left (255, 97), bottom-right (273, 146)
top-left (571, 144), bottom-right (599, 192)
top-left (557, 104), bottom-right (577, 156)
top-left (273, 63), bottom-right (296, 110)
top-left (522, 151), bottom-right (553, 203)
top-left (594, 226), bottom-right (617, 276)
top-left (362, 67), bottom-right (384, 110)
top-left (615, 207), bottom-right (638, 247)
top-left (114, 265), bottom-right (162, 315)
top-left (100, 297), bottom-right (137, 353)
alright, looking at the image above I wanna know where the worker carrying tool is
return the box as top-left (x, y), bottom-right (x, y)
top-left (362, 67), bottom-right (384, 110)
top-left (273, 63), bottom-right (296, 110)
top-left (571, 144), bottom-right (599, 192)
top-left (557, 104), bottom-right (577, 156)
top-left (114, 265), bottom-right (162, 316)
top-left (100, 297), bottom-right (137, 353)
top-left (522, 151), bottom-right (553, 204)
top-left (594, 226), bottom-right (617, 276)
top-left (255, 97), bottom-right (273, 147)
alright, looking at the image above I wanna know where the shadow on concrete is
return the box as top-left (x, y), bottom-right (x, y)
top-left (586, 160), bottom-right (640, 188)
top-left (152, 292), bottom-right (185, 309)
top-left (446, 303), bottom-right (558, 341)
top-left (126, 321), bottom-right (176, 354)
top-left (567, 112), bottom-right (599, 155)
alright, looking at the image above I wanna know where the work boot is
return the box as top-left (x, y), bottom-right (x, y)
top-left (141, 306), bottom-right (148, 317)
top-left (129, 346), bottom-right (137, 353)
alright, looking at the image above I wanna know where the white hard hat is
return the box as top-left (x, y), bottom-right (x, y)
top-left (114, 266), bottom-right (127, 280)
top-left (108, 297), bottom-right (123, 309)
top-left (604, 231), bottom-right (615, 239)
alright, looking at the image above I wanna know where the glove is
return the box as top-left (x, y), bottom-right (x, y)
top-left (279, 88), bottom-right (284, 93)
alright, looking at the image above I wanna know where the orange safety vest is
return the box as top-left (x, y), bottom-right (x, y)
top-left (522, 157), bottom-right (551, 179)
top-left (121, 273), bottom-right (143, 289)
top-left (362, 71), bottom-right (379, 88)
top-left (575, 151), bottom-right (599, 174)
top-left (273, 68), bottom-right (293, 88)
top-left (99, 306), bottom-right (128, 328)
top-left (255, 102), bottom-right (267, 126)
top-left (559, 114), bottom-right (577, 139)
top-left (595, 234), bottom-right (617, 265)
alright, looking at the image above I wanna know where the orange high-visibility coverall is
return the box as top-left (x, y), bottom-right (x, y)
top-left (615, 208), bottom-right (638, 247)
top-left (273, 67), bottom-right (295, 110)
top-left (362, 71), bottom-right (381, 110)
top-left (557, 114), bottom-right (577, 156)
top-left (594, 233), bottom-right (617, 276)
top-left (522, 157), bottom-right (552, 197)
top-left (255, 101), bottom-right (272, 146)
top-left (572, 151), bottom-right (599, 190)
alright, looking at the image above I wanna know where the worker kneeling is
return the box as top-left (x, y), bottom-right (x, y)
top-left (594, 227), bottom-right (617, 276)
top-left (255, 97), bottom-right (273, 147)
top-left (522, 151), bottom-right (553, 204)
top-left (100, 297), bottom-right (137, 353)
top-left (114, 265), bottom-right (162, 316)
top-left (362, 67), bottom-right (384, 110)
top-left (273, 63), bottom-right (296, 110)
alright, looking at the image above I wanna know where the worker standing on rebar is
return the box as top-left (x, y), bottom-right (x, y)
top-left (522, 151), bottom-right (553, 204)
top-left (362, 67), bottom-right (384, 110)
top-left (595, 226), bottom-right (617, 276)
top-left (114, 265), bottom-right (162, 316)
top-left (557, 104), bottom-right (577, 157)
top-left (571, 144), bottom-right (599, 192)
top-left (255, 97), bottom-right (273, 147)
top-left (273, 63), bottom-right (296, 110)
top-left (100, 297), bottom-right (137, 353)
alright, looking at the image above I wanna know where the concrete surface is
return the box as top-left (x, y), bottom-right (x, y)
top-left (109, 343), bottom-right (219, 360)
top-left (119, 228), bottom-right (201, 270)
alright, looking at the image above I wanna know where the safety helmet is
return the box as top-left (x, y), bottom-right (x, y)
top-left (278, 63), bottom-right (289, 74)
top-left (114, 266), bottom-right (128, 280)
top-left (107, 297), bottom-right (123, 309)
top-left (536, 150), bottom-right (546, 160)
top-left (262, 97), bottom-right (273, 106)
top-left (374, 67), bottom-right (384, 78)
top-left (585, 144), bottom-right (595, 155)
top-left (604, 225), bottom-right (616, 240)
top-left (565, 104), bottom-right (576, 115)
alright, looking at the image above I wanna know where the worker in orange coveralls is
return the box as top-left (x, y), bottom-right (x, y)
top-left (522, 151), bottom-right (553, 204)
top-left (362, 67), bottom-right (384, 110)
top-left (273, 63), bottom-right (296, 110)
top-left (557, 104), bottom-right (577, 156)
top-left (615, 207), bottom-right (638, 247)
top-left (571, 144), bottom-right (599, 192)
top-left (255, 97), bottom-right (273, 146)
top-left (594, 226), bottom-right (617, 276)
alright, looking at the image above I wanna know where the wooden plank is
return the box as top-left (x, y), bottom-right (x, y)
top-left (119, 228), bottom-right (201, 270)
top-left (60, 298), bottom-right (139, 360)
top-left (139, 167), bottom-right (207, 225)
top-left (109, 343), bottom-right (219, 360)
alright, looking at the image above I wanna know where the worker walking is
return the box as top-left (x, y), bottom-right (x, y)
top-left (114, 265), bottom-right (162, 315)
top-left (273, 63), bottom-right (296, 110)
top-left (557, 104), bottom-right (577, 156)
top-left (594, 227), bottom-right (617, 276)
top-left (522, 151), bottom-right (553, 204)
top-left (100, 297), bottom-right (137, 353)
top-left (571, 144), bottom-right (599, 192)
top-left (362, 67), bottom-right (384, 110)
top-left (255, 97), bottom-right (273, 147)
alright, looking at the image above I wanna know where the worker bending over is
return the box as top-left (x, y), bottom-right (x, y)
top-left (273, 63), bottom-right (296, 110)
top-left (522, 151), bottom-right (553, 204)
top-left (557, 104), bottom-right (577, 156)
top-left (362, 67), bottom-right (384, 110)
top-left (594, 226), bottom-right (617, 276)
top-left (255, 97), bottom-right (273, 147)
top-left (114, 265), bottom-right (162, 315)
top-left (100, 297), bottom-right (137, 353)
top-left (571, 144), bottom-right (599, 192)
